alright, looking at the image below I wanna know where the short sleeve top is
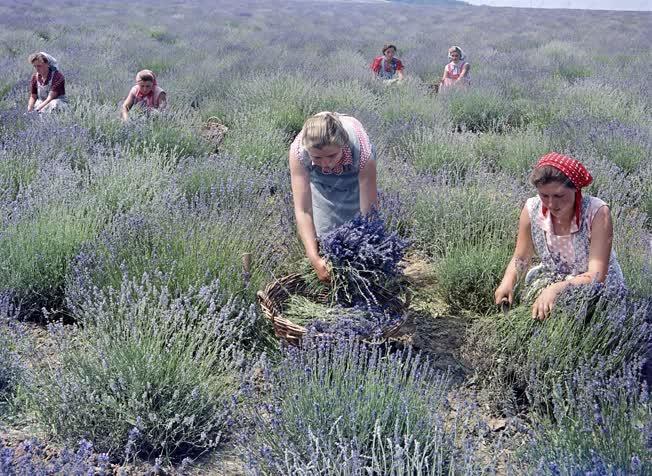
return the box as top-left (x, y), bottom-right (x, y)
top-left (371, 56), bottom-right (404, 77)
top-left (31, 70), bottom-right (65, 96)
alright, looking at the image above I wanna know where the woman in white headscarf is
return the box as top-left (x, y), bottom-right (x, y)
top-left (440, 46), bottom-right (471, 88)
top-left (27, 52), bottom-right (67, 113)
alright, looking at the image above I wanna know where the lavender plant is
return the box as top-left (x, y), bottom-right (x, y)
top-left (31, 272), bottom-right (256, 462)
top-left (465, 284), bottom-right (651, 414)
top-left (518, 360), bottom-right (652, 475)
top-left (0, 316), bottom-right (25, 414)
top-left (0, 438), bottom-right (111, 476)
top-left (240, 340), bottom-right (495, 475)
top-left (434, 242), bottom-right (513, 314)
top-left (443, 87), bottom-right (530, 133)
top-left (409, 171), bottom-right (525, 258)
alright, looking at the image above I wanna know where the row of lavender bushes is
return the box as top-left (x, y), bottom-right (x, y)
top-left (0, 0), bottom-right (650, 473)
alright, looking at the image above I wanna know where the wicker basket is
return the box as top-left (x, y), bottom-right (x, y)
top-left (257, 273), bottom-right (409, 346)
top-left (201, 116), bottom-right (229, 149)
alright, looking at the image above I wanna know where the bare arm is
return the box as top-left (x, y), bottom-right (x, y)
top-left (456, 63), bottom-right (470, 81)
top-left (289, 148), bottom-right (319, 263)
top-left (121, 91), bottom-right (135, 121)
top-left (441, 66), bottom-right (448, 83)
top-left (158, 92), bottom-right (167, 110)
top-left (359, 159), bottom-right (378, 214)
top-left (495, 205), bottom-right (536, 305)
top-left (397, 69), bottom-right (405, 81)
top-left (28, 94), bottom-right (37, 111)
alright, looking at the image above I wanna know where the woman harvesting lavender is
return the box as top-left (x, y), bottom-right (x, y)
top-left (495, 153), bottom-right (624, 320)
top-left (27, 52), bottom-right (67, 113)
top-left (440, 46), bottom-right (470, 88)
top-left (121, 69), bottom-right (167, 121)
top-left (370, 44), bottom-right (405, 83)
top-left (289, 112), bottom-right (378, 282)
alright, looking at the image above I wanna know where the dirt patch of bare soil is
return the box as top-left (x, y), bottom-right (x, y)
top-left (392, 257), bottom-right (473, 381)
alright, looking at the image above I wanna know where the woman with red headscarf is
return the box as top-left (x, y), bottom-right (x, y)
top-left (121, 69), bottom-right (167, 121)
top-left (495, 152), bottom-right (624, 320)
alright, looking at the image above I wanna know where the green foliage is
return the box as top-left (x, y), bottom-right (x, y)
top-left (434, 242), bottom-right (512, 314)
top-left (0, 319), bottom-right (25, 415)
top-left (0, 156), bottom-right (38, 200)
top-left (396, 126), bottom-right (477, 176)
top-left (411, 176), bottom-right (522, 258)
top-left (0, 200), bottom-right (109, 315)
top-left (465, 286), bottom-right (650, 413)
top-left (447, 89), bottom-right (529, 132)
top-left (472, 128), bottom-right (550, 176)
top-left (591, 137), bottom-right (648, 173)
top-left (220, 111), bottom-right (290, 168)
top-left (560, 82), bottom-right (647, 125)
top-left (149, 27), bottom-right (176, 44)
top-left (31, 275), bottom-right (253, 461)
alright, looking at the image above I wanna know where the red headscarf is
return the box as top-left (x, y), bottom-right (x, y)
top-left (134, 69), bottom-right (157, 99)
top-left (535, 152), bottom-right (593, 227)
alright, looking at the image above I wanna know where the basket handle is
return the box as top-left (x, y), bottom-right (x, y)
top-left (205, 116), bottom-right (223, 125)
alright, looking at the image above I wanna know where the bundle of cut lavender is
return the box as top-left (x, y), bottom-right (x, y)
top-left (311, 210), bottom-right (409, 306)
top-left (289, 211), bottom-right (410, 338)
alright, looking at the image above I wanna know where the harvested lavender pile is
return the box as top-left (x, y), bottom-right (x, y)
top-left (293, 211), bottom-right (409, 338)
top-left (284, 295), bottom-right (403, 340)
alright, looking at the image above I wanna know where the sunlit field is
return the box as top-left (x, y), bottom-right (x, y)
top-left (0, 0), bottom-right (650, 473)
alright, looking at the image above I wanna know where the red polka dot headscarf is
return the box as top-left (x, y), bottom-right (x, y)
top-left (535, 152), bottom-right (593, 226)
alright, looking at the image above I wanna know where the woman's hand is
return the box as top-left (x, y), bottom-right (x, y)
top-left (311, 257), bottom-right (331, 283)
top-left (494, 281), bottom-right (514, 306)
top-left (532, 281), bottom-right (568, 320)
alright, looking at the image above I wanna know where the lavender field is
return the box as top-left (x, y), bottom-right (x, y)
top-left (0, 0), bottom-right (651, 474)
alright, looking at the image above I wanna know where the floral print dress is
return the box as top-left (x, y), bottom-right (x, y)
top-left (524, 195), bottom-right (625, 300)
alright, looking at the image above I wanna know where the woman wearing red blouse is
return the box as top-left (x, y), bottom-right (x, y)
top-left (370, 44), bottom-right (405, 83)
top-left (27, 52), bottom-right (67, 113)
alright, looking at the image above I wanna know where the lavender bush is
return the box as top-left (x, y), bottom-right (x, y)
top-left (465, 284), bottom-right (651, 414)
top-left (0, 438), bottom-right (111, 476)
top-left (518, 360), bottom-right (652, 475)
top-left (409, 171), bottom-right (525, 258)
top-left (0, 315), bottom-right (25, 413)
top-left (31, 272), bottom-right (256, 462)
top-left (240, 340), bottom-right (496, 474)
top-left (434, 241), bottom-right (512, 314)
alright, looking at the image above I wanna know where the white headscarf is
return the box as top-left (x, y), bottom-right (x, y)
top-left (40, 52), bottom-right (59, 71)
top-left (447, 46), bottom-right (466, 62)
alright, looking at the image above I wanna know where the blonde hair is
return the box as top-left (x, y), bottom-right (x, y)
top-left (301, 112), bottom-right (349, 150)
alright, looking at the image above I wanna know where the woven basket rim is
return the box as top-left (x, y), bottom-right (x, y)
top-left (257, 273), bottom-right (408, 346)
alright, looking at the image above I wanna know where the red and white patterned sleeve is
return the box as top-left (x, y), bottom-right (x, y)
top-left (347, 117), bottom-right (374, 171)
top-left (370, 56), bottom-right (382, 73)
top-left (291, 130), bottom-right (304, 162)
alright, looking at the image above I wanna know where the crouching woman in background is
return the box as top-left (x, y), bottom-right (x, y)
top-left (289, 112), bottom-right (378, 282)
top-left (27, 52), bottom-right (67, 113)
top-left (440, 45), bottom-right (470, 88)
top-left (121, 69), bottom-right (167, 121)
top-left (494, 152), bottom-right (625, 320)
top-left (371, 44), bottom-right (405, 83)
